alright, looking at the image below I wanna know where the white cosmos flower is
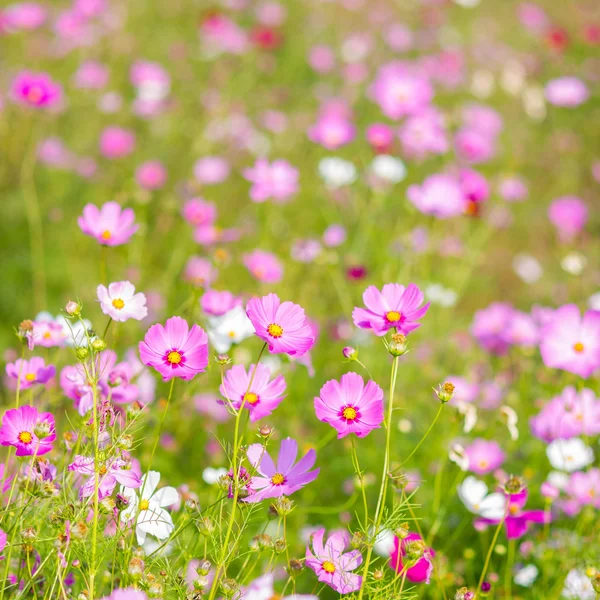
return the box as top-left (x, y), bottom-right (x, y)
top-left (562, 569), bottom-right (595, 600)
top-left (202, 467), bottom-right (227, 485)
top-left (207, 306), bottom-right (255, 354)
top-left (120, 471), bottom-right (178, 545)
top-left (546, 438), bottom-right (594, 472)
top-left (449, 443), bottom-right (469, 471)
top-left (499, 405), bottom-right (519, 441)
top-left (456, 402), bottom-right (477, 433)
top-left (512, 254), bottom-right (542, 284)
top-left (370, 155), bottom-right (406, 183)
top-left (318, 157), bottom-right (357, 189)
top-left (425, 284), bottom-right (457, 308)
top-left (547, 470), bottom-right (569, 490)
top-left (514, 564), bottom-right (539, 587)
top-left (588, 291), bottom-right (600, 311)
top-left (373, 528), bottom-right (395, 557)
top-left (457, 476), bottom-right (506, 519)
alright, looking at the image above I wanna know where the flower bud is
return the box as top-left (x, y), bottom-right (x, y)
top-left (275, 538), bottom-right (287, 554)
top-left (404, 539), bottom-right (426, 563)
top-left (100, 497), bottom-right (116, 514)
top-left (75, 347), bottom-right (89, 361)
top-left (197, 560), bottom-right (212, 576)
top-left (220, 578), bottom-right (239, 598)
top-left (435, 382), bottom-right (455, 403)
top-left (128, 557), bottom-right (145, 581)
top-left (197, 516), bottom-right (215, 536)
top-left (591, 573), bottom-right (600, 594)
top-left (373, 569), bottom-right (384, 581)
top-left (388, 333), bottom-right (407, 356)
top-left (289, 558), bottom-right (302, 572)
top-left (91, 338), bottom-right (107, 353)
top-left (21, 527), bottom-right (37, 542)
top-left (454, 588), bottom-right (474, 600)
top-left (65, 301), bottom-right (81, 317)
top-left (394, 523), bottom-right (410, 539)
top-left (194, 576), bottom-right (210, 590)
top-left (71, 521), bottom-right (89, 541)
top-left (19, 320), bottom-right (34, 333)
top-left (215, 354), bottom-right (232, 365)
top-left (259, 425), bottom-right (273, 438)
top-left (351, 531), bottom-right (366, 549)
top-left (272, 496), bottom-right (294, 516)
top-left (34, 420), bottom-right (53, 439)
top-left (342, 346), bottom-right (358, 360)
top-left (480, 581), bottom-right (491, 597)
top-left (503, 475), bottom-right (525, 495)
top-left (148, 581), bottom-right (164, 598)
top-left (117, 434), bottom-right (134, 451)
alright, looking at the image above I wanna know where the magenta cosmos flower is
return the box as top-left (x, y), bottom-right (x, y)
top-left (99, 126), bottom-right (136, 159)
top-left (220, 363), bottom-right (286, 422)
top-left (0, 405), bottom-right (56, 456)
top-left (246, 293), bottom-right (315, 356)
top-left (139, 316), bottom-right (209, 381)
top-left (465, 438), bottom-right (505, 475)
top-left (243, 158), bottom-right (299, 203)
top-left (352, 283), bottom-right (429, 336)
top-left (11, 71), bottom-right (63, 109)
top-left (305, 528), bottom-right (362, 594)
top-left (5, 357), bottom-right (55, 390)
top-left (390, 532), bottom-right (435, 583)
top-left (135, 160), bottom-right (167, 190)
top-left (244, 438), bottom-right (319, 503)
top-left (315, 372), bottom-right (384, 438)
top-left (181, 197), bottom-right (217, 227)
top-left (78, 201), bottom-right (138, 246)
top-left (475, 488), bottom-right (550, 539)
top-left (97, 281), bottom-right (148, 322)
top-left (68, 455), bottom-right (141, 500)
top-left (243, 250), bottom-right (283, 284)
top-left (539, 305), bottom-right (600, 378)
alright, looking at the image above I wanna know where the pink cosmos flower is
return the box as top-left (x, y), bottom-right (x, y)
top-left (201, 290), bottom-right (242, 317)
top-left (3, 3), bottom-right (47, 31)
top-left (31, 319), bottom-right (67, 348)
top-left (352, 283), bottom-right (430, 336)
top-left (74, 60), bottom-right (109, 89)
top-left (464, 438), bottom-right (505, 475)
top-left (193, 156), bottom-right (230, 184)
top-left (139, 316), bottom-right (209, 381)
top-left (530, 386), bottom-right (600, 442)
top-left (475, 488), bottom-right (550, 539)
top-left (471, 303), bottom-right (515, 355)
top-left (181, 198), bottom-right (217, 228)
top-left (461, 104), bottom-right (504, 137)
top-left (135, 161), bottom-right (167, 190)
top-left (569, 469), bottom-right (600, 509)
top-left (78, 202), bottom-right (138, 246)
top-left (545, 77), bottom-right (589, 107)
top-left (11, 71), bottom-right (63, 109)
top-left (539, 305), bottom-right (600, 378)
top-left (308, 114), bottom-right (356, 150)
top-left (370, 63), bottom-right (433, 119)
top-left (243, 159), bottom-right (299, 203)
top-left (499, 176), bottom-right (528, 202)
top-left (366, 123), bottom-right (394, 153)
top-left (0, 528), bottom-right (6, 554)
top-left (97, 281), bottom-right (148, 322)
top-left (407, 174), bottom-right (464, 219)
top-left (506, 310), bottom-right (539, 348)
top-left (315, 372), bottom-right (384, 438)
top-left (241, 573), bottom-right (317, 600)
top-left (220, 363), bottom-right (286, 422)
top-left (323, 224), bottom-right (347, 247)
top-left (244, 438), bottom-right (319, 502)
top-left (100, 590), bottom-right (148, 600)
top-left (5, 357), bottom-right (55, 390)
top-left (459, 168), bottom-right (489, 212)
top-left (455, 128), bottom-right (496, 164)
top-left (390, 532), bottom-right (434, 583)
top-left (305, 528), bottom-right (362, 594)
top-left (243, 250), bottom-right (283, 284)
top-left (68, 455), bottom-right (141, 500)
top-left (0, 405), bottom-right (56, 456)
top-left (398, 109), bottom-right (449, 160)
top-left (548, 196), bottom-right (588, 242)
top-left (183, 257), bottom-right (217, 287)
top-left (308, 45), bottom-right (335, 73)
top-left (99, 126), bottom-right (136, 159)
top-left (246, 293), bottom-right (315, 357)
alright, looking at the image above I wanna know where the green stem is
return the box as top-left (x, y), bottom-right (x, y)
top-left (350, 436), bottom-right (369, 528)
top-left (398, 403), bottom-right (444, 468)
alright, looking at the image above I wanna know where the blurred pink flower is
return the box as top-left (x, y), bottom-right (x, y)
top-left (78, 202), bottom-right (138, 246)
top-left (135, 160), bottom-right (167, 190)
top-left (243, 250), bottom-right (283, 283)
top-left (407, 174), bottom-right (464, 219)
top-left (465, 438), bottom-right (505, 475)
top-left (11, 71), bottom-right (63, 109)
top-left (545, 77), bottom-right (589, 107)
top-left (99, 127), bottom-right (136, 159)
top-left (243, 158), bottom-right (299, 203)
top-left (548, 196), bottom-right (588, 242)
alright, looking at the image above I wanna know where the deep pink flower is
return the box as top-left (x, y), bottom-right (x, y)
top-left (407, 174), bottom-right (464, 219)
top-left (352, 283), bottom-right (429, 336)
top-left (246, 293), bottom-right (315, 357)
top-left (220, 363), bottom-right (286, 422)
top-left (99, 126), bottom-right (136, 159)
top-left (0, 528), bottom-right (6, 554)
top-left (97, 281), bottom-right (148, 322)
top-left (539, 305), bottom-right (600, 378)
top-left (475, 489), bottom-right (550, 539)
top-left (464, 438), bottom-right (505, 475)
top-left (0, 405), bottom-right (56, 457)
top-left (139, 316), bottom-right (209, 381)
top-left (68, 455), bottom-right (141, 500)
top-left (181, 198), bottom-right (217, 227)
top-left (455, 128), bottom-right (496, 164)
top-left (548, 196), bottom-right (588, 242)
top-left (305, 528), bottom-right (362, 593)
top-left (244, 438), bottom-right (319, 503)
top-left (78, 202), bottom-right (138, 246)
top-left (366, 123), bottom-right (394, 153)
top-left (530, 386), bottom-right (600, 442)
top-left (545, 77), bottom-right (589, 107)
top-left (315, 372), bottom-right (384, 438)
top-left (389, 533), bottom-right (435, 583)
top-left (243, 159), bottom-right (299, 203)
top-left (459, 168), bottom-right (489, 210)
top-left (11, 71), bottom-right (62, 109)
top-left (243, 250), bottom-right (283, 284)
top-left (5, 357), bottom-right (55, 390)
top-left (135, 160), bottom-right (167, 190)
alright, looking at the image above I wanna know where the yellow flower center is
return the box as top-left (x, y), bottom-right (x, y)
top-left (25, 373), bottom-right (36, 382)
top-left (244, 392), bottom-right (259, 405)
top-left (573, 342), bottom-right (584, 353)
top-left (228, 330), bottom-right (236, 338)
top-left (322, 561), bottom-right (336, 574)
top-left (99, 465), bottom-right (107, 475)
top-left (139, 499), bottom-right (150, 511)
top-left (101, 230), bottom-right (111, 240)
top-left (509, 503), bottom-right (519, 515)
top-left (478, 460), bottom-right (488, 469)
top-left (18, 431), bottom-right (33, 444)
top-left (43, 332), bottom-right (52, 339)
top-left (271, 473), bottom-right (285, 485)
top-left (342, 406), bottom-right (357, 421)
top-left (385, 310), bottom-right (401, 323)
top-left (167, 351), bottom-right (182, 364)
top-left (267, 323), bottom-right (283, 338)
top-left (112, 298), bottom-right (125, 310)
top-left (27, 86), bottom-right (43, 103)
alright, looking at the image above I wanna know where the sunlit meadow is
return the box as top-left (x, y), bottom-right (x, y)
top-left (0, 0), bottom-right (599, 599)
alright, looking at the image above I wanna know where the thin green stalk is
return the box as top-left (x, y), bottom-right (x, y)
top-left (350, 436), bottom-right (369, 528)
top-left (399, 403), bottom-right (444, 468)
